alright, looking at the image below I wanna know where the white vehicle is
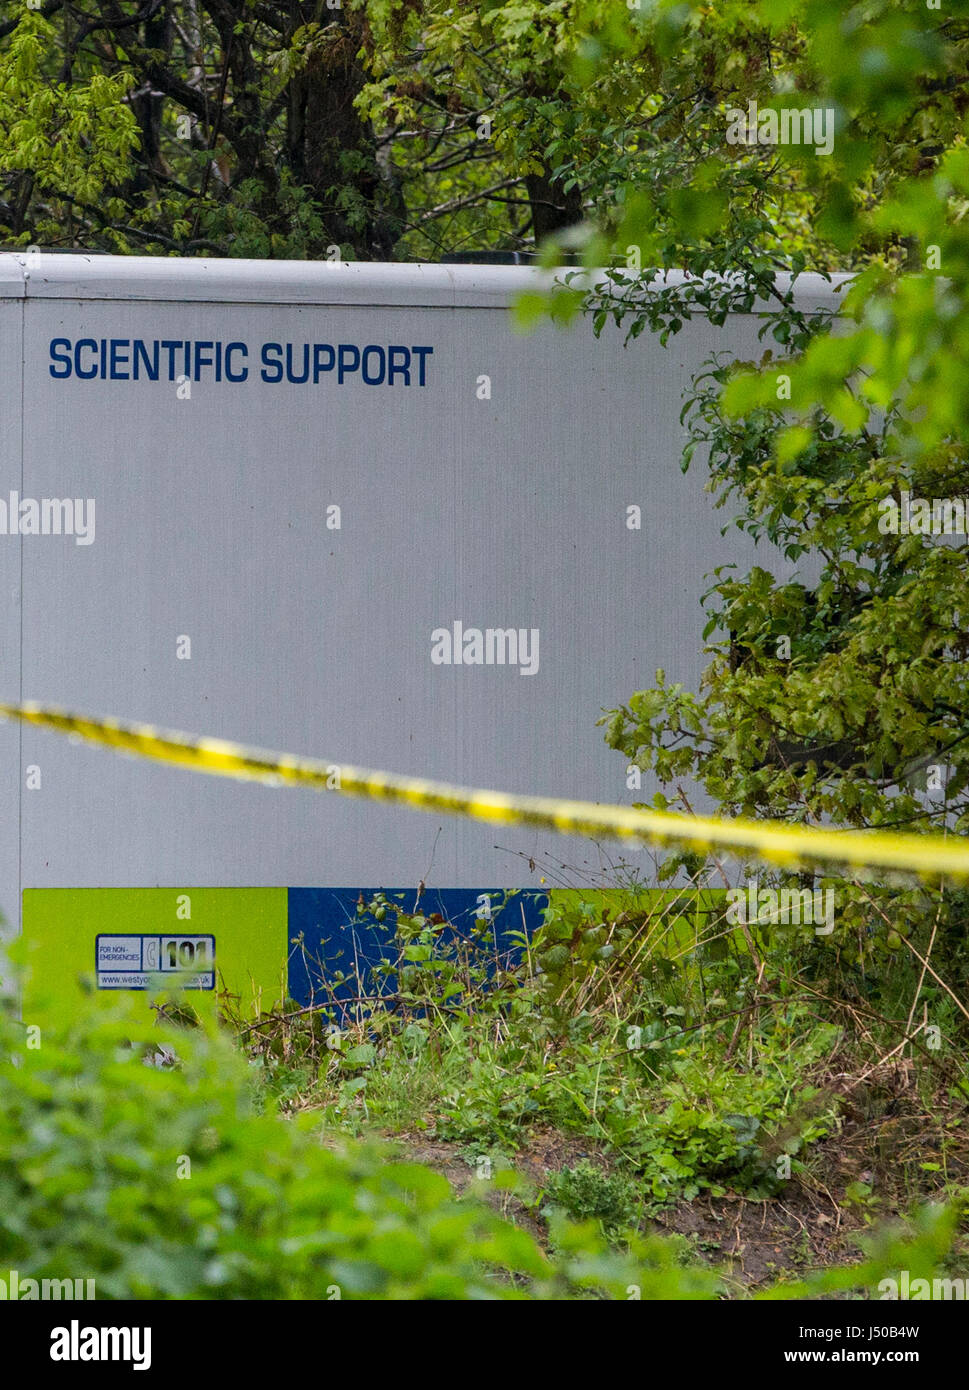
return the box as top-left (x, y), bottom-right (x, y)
top-left (0, 254), bottom-right (838, 1014)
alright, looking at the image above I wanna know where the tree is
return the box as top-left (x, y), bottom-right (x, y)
top-left (515, 0), bottom-right (969, 964)
top-left (0, 0), bottom-right (621, 259)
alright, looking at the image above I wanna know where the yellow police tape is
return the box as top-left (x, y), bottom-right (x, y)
top-left (0, 700), bottom-right (966, 882)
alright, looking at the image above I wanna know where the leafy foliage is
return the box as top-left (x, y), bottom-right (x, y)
top-left (251, 894), bottom-right (843, 1204)
top-left (503, 2), bottom-right (969, 989)
top-left (0, 968), bottom-right (724, 1299)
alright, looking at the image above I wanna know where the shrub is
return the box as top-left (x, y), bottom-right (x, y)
top-left (0, 978), bottom-right (718, 1300)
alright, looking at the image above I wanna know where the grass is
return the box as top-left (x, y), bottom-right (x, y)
top-left (220, 878), bottom-right (969, 1293)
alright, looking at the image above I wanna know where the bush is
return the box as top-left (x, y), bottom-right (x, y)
top-left (542, 1161), bottom-right (641, 1237)
top-left (0, 978), bottom-right (718, 1300)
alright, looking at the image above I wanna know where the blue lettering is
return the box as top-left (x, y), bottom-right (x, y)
top-left (74, 340), bottom-right (98, 380)
top-left (387, 346), bottom-right (410, 386)
top-left (286, 342), bottom-right (310, 384)
top-left (45, 338), bottom-right (431, 386)
top-left (134, 340), bottom-right (159, 381)
top-left (261, 343), bottom-right (283, 383)
top-left (49, 338), bottom-right (72, 378)
top-left (412, 346), bottom-right (433, 386)
top-left (193, 341), bottom-right (214, 380)
top-left (109, 339), bottom-right (129, 380)
top-left (313, 344), bottom-right (334, 382)
top-left (337, 344), bottom-right (360, 383)
top-left (361, 345), bottom-right (385, 385)
top-left (160, 341), bottom-right (182, 380)
top-left (225, 342), bottom-right (248, 382)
